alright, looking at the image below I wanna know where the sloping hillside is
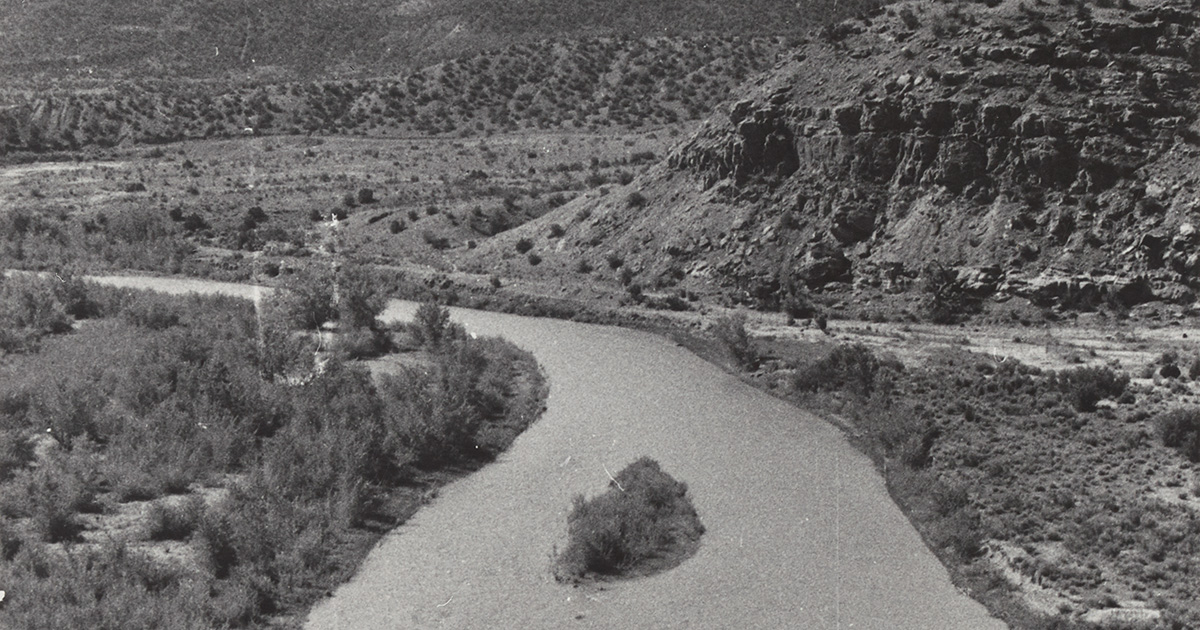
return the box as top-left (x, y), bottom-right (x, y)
top-left (0, 0), bottom-right (878, 81)
top-left (0, 36), bottom-right (789, 152)
top-left (467, 0), bottom-right (1200, 318)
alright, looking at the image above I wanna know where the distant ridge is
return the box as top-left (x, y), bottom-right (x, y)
top-left (0, 0), bottom-right (883, 82)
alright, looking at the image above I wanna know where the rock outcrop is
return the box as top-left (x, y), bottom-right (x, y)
top-left (544, 0), bottom-right (1200, 311)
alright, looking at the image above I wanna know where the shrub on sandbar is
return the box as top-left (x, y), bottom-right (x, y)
top-left (554, 457), bottom-right (703, 582)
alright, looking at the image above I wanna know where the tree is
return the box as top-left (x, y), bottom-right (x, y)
top-left (271, 266), bottom-right (337, 330)
top-left (412, 302), bottom-right (452, 349)
top-left (336, 263), bottom-right (385, 330)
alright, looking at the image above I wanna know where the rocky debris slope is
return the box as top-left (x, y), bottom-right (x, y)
top-left (489, 0), bottom-right (1200, 314)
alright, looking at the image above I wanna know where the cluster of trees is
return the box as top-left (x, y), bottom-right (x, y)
top-left (0, 206), bottom-right (193, 275)
top-left (0, 274), bottom-right (545, 628)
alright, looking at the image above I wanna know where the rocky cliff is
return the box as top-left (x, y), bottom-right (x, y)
top-left (487, 0), bottom-right (1200, 315)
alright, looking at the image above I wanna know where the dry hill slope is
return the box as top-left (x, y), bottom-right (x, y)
top-left (468, 0), bottom-right (1200, 319)
top-left (0, 0), bottom-right (877, 82)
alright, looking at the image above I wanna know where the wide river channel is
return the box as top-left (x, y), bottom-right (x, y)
top-left (90, 275), bottom-right (1005, 630)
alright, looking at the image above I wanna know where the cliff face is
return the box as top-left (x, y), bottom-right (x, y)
top-left (506, 0), bottom-right (1200, 313)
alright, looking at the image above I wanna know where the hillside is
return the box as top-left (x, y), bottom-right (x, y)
top-left (466, 0), bottom-right (1200, 319)
top-left (0, 36), bottom-right (789, 153)
top-left (0, 0), bottom-right (878, 82)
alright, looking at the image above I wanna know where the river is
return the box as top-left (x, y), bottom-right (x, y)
top-left (88, 275), bottom-right (1005, 630)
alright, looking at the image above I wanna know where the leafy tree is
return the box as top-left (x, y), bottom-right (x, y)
top-left (335, 263), bottom-right (385, 330)
top-left (411, 302), bottom-right (452, 349)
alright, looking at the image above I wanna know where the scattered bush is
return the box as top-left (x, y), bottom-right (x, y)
top-left (410, 301), bottom-right (454, 349)
top-left (1056, 366), bottom-right (1128, 412)
top-left (625, 191), bottom-right (647, 208)
top-left (554, 457), bottom-right (703, 581)
top-left (515, 237), bottom-right (534, 254)
top-left (145, 496), bottom-right (204, 541)
top-left (1157, 408), bottom-right (1200, 461)
top-left (711, 314), bottom-right (757, 370)
top-left (792, 343), bottom-right (891, 397)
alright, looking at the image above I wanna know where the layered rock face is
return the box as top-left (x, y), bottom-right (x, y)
top-left (639, 0), bottom-right (1200, 309)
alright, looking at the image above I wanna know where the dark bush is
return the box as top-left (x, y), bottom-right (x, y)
top-left (1157, 408), bottom-right (1200, 461)
top-left (554, 457), bottom-right (703, 581)
top-left (0, 274), bottom-right (73, 337)
top-left (422, 230), bottom-right (450, 249)
top-left (515, 237), bottom-right (534, 254)
top-left (356, 188), bottom-right (375, 204)
top-left (411, 301), bottom-right (453, 349)
top-left (711, 314), bottom-right (757, 370)
top-left (548, 223), bottom-right (565, 238)
top-left (1056, 366), bottom-right (1129, 412)
top-left (335, 263), bottom-right (385, 330)
top-left (792, 343), bottom-right (889, 397)
top-left (145, 496), bottom-right (204, 541)
top-left (625, 191), bottom-right (647, 208)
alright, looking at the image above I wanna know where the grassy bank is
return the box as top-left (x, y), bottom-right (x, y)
top-left (0, 273), bottom-right (547, 629)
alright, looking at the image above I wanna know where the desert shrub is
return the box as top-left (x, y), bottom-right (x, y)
top-left (330, 327), bottom-right (389, 360)
top-left (527, 252), bottom-right (542, 266)
top-left (1157, 408), bottom-right (1200, 461)
top-left (0, 431), bottom-right (34, 482)
top-left (548, 223), bottom-right (565, 238)
top-left (0, 274), bottom-right (73, 337)
top-left (791, 343), bottom-right (890, 397)
top-left (421, 230), bottom-right (449, 249)
top-left (388, 219), bottom-right (404, 234)
top-left (246, 206), bottom-right (268, 225)
top-left (515, 237), bottom-right (534, 253)
top-left (625, 191), bottom-right (647, 208)
top-left (30, 377), bottom-right (107, 449)
top-left (554, 457), bottom-right (703, 581)
top-left (2, 455), bottom-right (99, 542)
top-left (1056, 366), bottom-right (1128, 412)
top-left (271, 265), bottom-right (337, 330)
top-left (920, 262), bottom-right (972, 324)
top-left (145, 496), bottom-right (204, 541)
top-left (605, 252), bottom-right (624, 269)
top-left (711, 314), bottom-right (757, 369)
top-left (356, 188), bottom-right (375, 204)
top-left (0, 544), bottom-right (211, 630)
top-left (626, 282), bottom-right (642, 300)
top-left (120, 293), bottom-right (182, 330)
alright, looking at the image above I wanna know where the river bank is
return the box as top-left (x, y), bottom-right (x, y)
top-left (55, 273), bottom-right (1006, 628)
